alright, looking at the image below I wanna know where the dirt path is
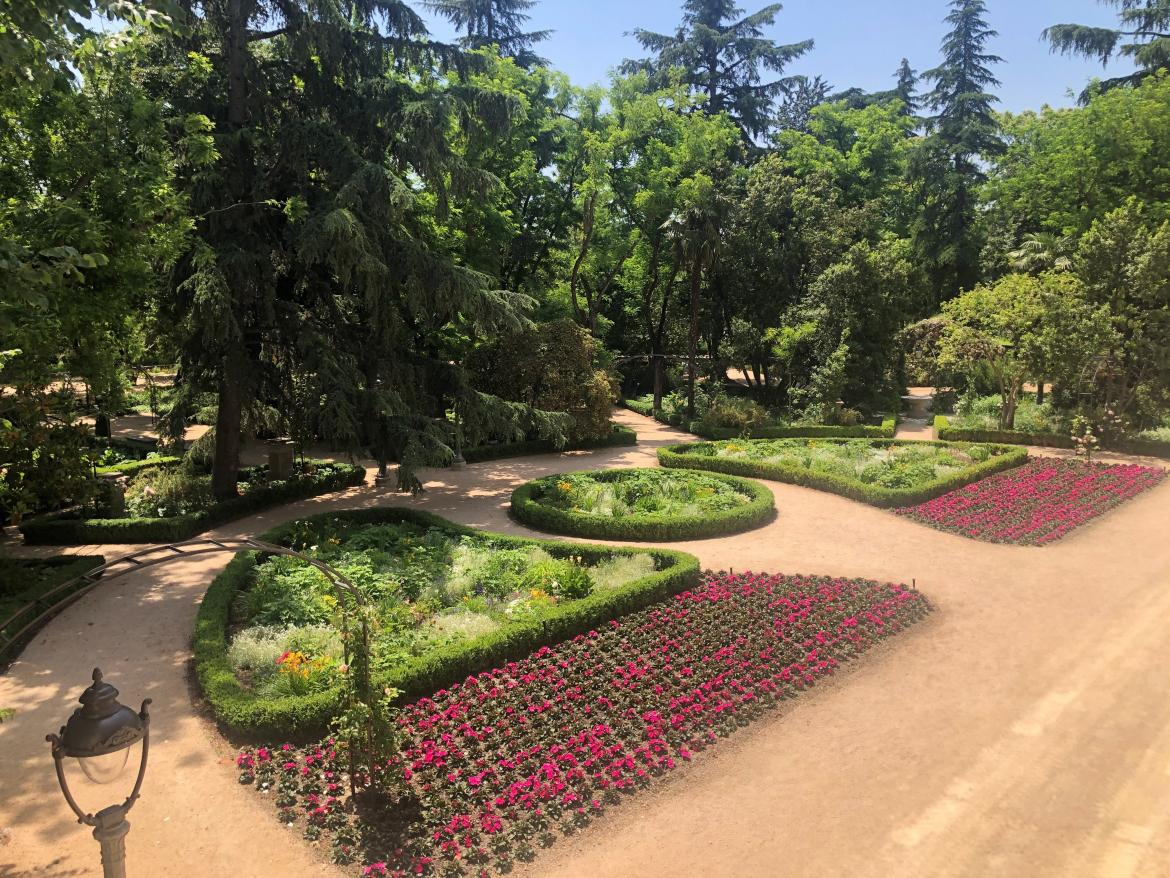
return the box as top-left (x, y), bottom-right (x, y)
top-left (3, 411), bottom-right (1170, 877)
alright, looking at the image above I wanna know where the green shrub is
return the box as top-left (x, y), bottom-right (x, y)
top-left (462, 423), bottom-right (636, 464)
top-left (659, 438), bottom-right (1028, 509)
top-left (193, 508), bottom-right (700, 739)
top-left (511, 468), bottom-right (775, 541)
top-left (696, 396), bottom-right (771, 431)
top-left (125, 467), bottom-right (215, 518)
top-left (689, 417), bottom-right (898, 440)
top-left (18, 461), bottom-right (366, 545)
top-left (519, 558), bottom-right (594, 600)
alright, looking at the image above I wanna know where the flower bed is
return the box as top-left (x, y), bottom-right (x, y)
top-left (660, 438), bottom-right (1027, 508)
top-left (235, 569), bottom-right (930, 876)
top-left (196, 509), bottom-right (699, 738)
top-left (18, 460), bottom-right (366, 545)
top-left (935, 416), bottom-right (1170, 461)
top-left (897, 458), bottom-right (1167, 545)
top-left (511, 468), bottom-right (775, 541)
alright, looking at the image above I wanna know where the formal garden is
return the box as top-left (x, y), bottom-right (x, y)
top-left (3, 1), bottom-right (1170, 877)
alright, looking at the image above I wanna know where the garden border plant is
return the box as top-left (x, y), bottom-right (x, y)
top-left (510, 468), bottom-right (775, 541)
top-left (194, 508), bottom-right (700, 739)
top-left (659, 438), bottom-right (1029, 509)
top-left (18, 461), bottom-right (366, 545)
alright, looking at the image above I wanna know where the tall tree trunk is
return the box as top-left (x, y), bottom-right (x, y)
top-left (686, 253), bottom-right (702, 421)
top-left (652, 354), bottom-right (665, 412)
top-left (212, 351), bottom-right (245, 500)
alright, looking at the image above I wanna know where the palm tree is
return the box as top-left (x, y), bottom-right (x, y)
top-left (1008, 232), bottom-right (1075, 273)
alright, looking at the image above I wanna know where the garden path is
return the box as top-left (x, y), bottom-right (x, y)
top-left (2, 411), bottom-right (1170, 877)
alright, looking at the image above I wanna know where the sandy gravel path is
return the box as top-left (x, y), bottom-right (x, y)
top-left (2, 411), bottom-right (1169, 878)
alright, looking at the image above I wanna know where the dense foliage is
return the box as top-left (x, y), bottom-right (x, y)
top-left (2, 0), bottom-right (1169, 518)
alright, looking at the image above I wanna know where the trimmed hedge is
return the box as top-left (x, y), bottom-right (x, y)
top-left (462, 424), bottom-right (636, 464)
top-left (194, 508), bottom-right (701, 739)
top-left (935, 415), bottom-right (1170, 460)
top-left (511, 468), bottom-right (775, 541)
top-left (18, 461), bottom-right (366, 546)
top-left (658, 438), bottom-right (1029, 509)
top-left (94, 456), bottom-right (181, 477)
top-left (623, 400), bottom-right (898, 440)
top-left (690, 417), bottom-right (898, 441)
top-left (1, 555), bottom-right (105, 667)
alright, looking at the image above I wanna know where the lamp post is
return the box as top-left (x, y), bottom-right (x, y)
top-left (46, 669), bottom-right (152, 878)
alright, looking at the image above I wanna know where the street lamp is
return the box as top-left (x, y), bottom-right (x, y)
top-left (46, 668), bottom-right (152, 878)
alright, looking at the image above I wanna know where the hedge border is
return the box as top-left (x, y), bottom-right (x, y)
top-left (194, 508), bottom-right (701, 739)
top-left (934, 415), bottom-right (1170, 460)
top-left (658, 438), bottom-right (1029, 509)
top-left (18, 461), bottom-right (367, 545)
top-left (462, 423), bottom-right (636, 464)
top-left (689, 417), bottom-right (898, 440)
top-left (510, 468), bottom-right (775, 541)
top-left (623, 399), bottom-right (898, 440)
top-left (94, 456), bottom-right (181, 477)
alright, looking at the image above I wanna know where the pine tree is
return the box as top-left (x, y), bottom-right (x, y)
top-left (911, 0), bottom-right (1003, 303)
top-left (426, 0), bottom-right (551, 66)
top-left (1045, 0), bottom-right (1170, 97)
top-left (893, 58), bottom-right (919, 116)
top-left (151, 1), bottom-right (560, 497)
top-left (625, 0), bottom-right (813, 140)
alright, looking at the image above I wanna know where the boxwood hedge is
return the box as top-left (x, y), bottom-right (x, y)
top-left (658, 439), bottom-right (1029, 509)
top-left (623, 400), bottom-right (897, 440)
top-left (510, 468), bottom-right (775, 541)
top-left (19, 461), bottom-right (366, 546)
top-left (194, 508), bottom-right (700, 740)
top-left (934, 416), bottom-right (1170, 460)
top-left (462, 423), bottom-right (636, 464)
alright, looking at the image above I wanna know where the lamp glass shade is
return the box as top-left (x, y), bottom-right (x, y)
top-left (76, 747), bottom-right (131, 785)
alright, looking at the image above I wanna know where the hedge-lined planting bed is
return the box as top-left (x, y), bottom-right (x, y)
top-left (234, 570), bottom-right (931, 875)
top-left (624, 399), bottom-right (897, 440)
top-left (19, 461), bottom-right (366, 545)
top-left (462, 424), bottom-right (636, 464)
top-left (690, 418), bottom-right (897, 440)
top-left (195, 508), bottom-right (700, 739)
top-left (511, 468), bottom-right (775, 541)
top-left (1, 555), bottom-right (104, 666)
top-left (898, 458), bottom-right (1167, 545)
top-left (659, 438), bottom-right (1028, 508)
top-left (934, 416), bottom-right (1170, 459)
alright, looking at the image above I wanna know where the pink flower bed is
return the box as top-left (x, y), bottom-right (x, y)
top-left (236, 571), bottom-right (930, 877)
top-left (897, 458), bottom-right (1166, 545)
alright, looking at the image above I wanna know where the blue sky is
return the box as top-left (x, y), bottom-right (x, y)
top-left (420, 0), bottom-right (1137, 112)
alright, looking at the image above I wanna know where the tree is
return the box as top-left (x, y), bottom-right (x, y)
top-left (892, 58), bottom-right (920, 119)
top-left (1075, 200), bottom-right (1170, 423)
top-left (662, 174), bottom-right (725, 419)
top-left (1044, 0), bottom-right (1170, 97)
top-left (625, 0), bottom-right (813, 141)
top-left (938, 273), bottom-right (1092, 429)
top-left (425, 0), bottom-right (550, 66)
top-left (911, 0), bottom-right (1004, 303)
top-left (1008, 233), bottom-right (1075, 273)
top-left (984, 73), bottom-right (1170, 241)
top-left (149, 1), bottom-right (552, 498)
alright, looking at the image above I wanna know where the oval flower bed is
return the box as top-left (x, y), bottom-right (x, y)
top-left (235, 569), bottom-right (931, 876)
top-left (510, 468), bottom-right (775, 541)
top-left (897, 457), bottom-right (1167, 545)
top-left (195, 509), bottom-right (699, 737)
top-left (659, 438), bottom-right (1027, 508)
